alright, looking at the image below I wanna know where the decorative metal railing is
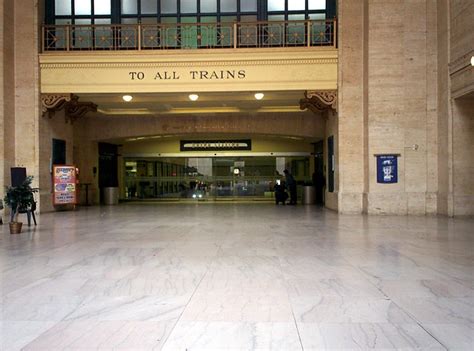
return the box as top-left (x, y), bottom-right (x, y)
top-left (42, 19), bottom-right (336, 52)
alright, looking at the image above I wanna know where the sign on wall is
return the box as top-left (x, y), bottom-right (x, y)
top-left (53, 165), bottom-right (77, 205)
top-left (180, 139), bottom-right (252, 151)
top-left (376, 155), bottom-right (399, 184)
top-left (39, 51), bottom-right (338, 94)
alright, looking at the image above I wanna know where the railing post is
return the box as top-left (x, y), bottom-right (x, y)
top-left (307, 20), bottom-right (311, 47)
top-left (41, 25), bottom-right (45, 52)
top-left (333, 19), bottom-right (337, 48)
top-left (66, 25), bottom-right (70, 51)
top-left (138, 23), bottom-right (142, 50)
top-left (233, 22), bottom-right (237, 48)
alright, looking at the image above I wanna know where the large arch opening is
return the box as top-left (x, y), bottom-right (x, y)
top-left (40, 90), bottom-right (336, 208)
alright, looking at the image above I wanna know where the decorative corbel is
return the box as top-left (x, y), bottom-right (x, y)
top-left (41, 93), bottom-right (72, 118)
top-left (64, 95), bottom-right (97, 124)
top-left (41, 93), bottom-right (97, 123)
top-left (300, 90), bottom-right (338, 114)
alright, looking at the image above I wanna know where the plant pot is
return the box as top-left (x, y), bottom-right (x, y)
top-left (9, 222), bottom-right (22, 234)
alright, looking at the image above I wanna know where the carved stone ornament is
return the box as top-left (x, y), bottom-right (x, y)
top-left (41, 94), bottom-right (72, 114)
top-left (41, 94), bottom-right (97, 123)
top-left (300, 90), bottom-right (338, 113)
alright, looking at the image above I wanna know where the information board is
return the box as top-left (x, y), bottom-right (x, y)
top-left (53, 165), bottom-right (77, 205)
top-left (376, 155), bottom-right (398, 184)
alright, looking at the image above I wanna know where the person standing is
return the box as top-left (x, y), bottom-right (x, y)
top-left (312, 170), bottom-right (326, 205)
top-left (284, 169), bottom-right (297, 205)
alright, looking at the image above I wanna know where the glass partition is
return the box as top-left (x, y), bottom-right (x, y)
top-left (123, 156), bottom-right (310, 200)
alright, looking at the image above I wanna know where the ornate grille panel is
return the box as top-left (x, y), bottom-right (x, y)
top-left (42, 19), bottom-right (336, 51)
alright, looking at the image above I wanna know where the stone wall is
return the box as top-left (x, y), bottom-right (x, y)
top-left (13, 0), bottom-right (40, 195)
top-left (452, 98), bottom-right (474, 216)
top-left (436, 0), bottom-right (474, 216)
top-left (0, 0), bottom-right (15, 217)
top-left (1, 0), bottom-right (473, 216)
top-left (437, 0), bottom-right (451, 216)
top-left (449, 0), bottom-right (474, 99)
top-left (336, 0), bottom-right (366, 214)
top-left (38, 110), bottom-right (74, 212)
top-left (337, 0), bottom-right (445, 215)
top-left (449, 1), bottom-right (474, 216)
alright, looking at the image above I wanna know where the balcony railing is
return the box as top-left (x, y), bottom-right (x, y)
top-left (42, 19), bottom-right (336, 52)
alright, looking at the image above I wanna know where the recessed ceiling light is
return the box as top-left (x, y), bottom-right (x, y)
top-left (471, 56), bottom-right (474, 66)
top-left (189, 94), bottom-right (199, 101)
top-left (254, 93), bottom-right (264, 100)
top-left (122, 95), bottom-right (133, 102)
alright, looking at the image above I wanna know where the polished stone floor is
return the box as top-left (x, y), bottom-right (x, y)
top-left (0, 204), bottom-right (473, 350)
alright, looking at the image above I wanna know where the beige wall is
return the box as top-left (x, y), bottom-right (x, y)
top-left (1, 0), bottom-right (11, 210)
top-left (335, 0), bottom-right (474, 216)
top-left (76, 112), bottom-right (325, 142)
top-left (450, 1), bottom-right (474, 216)
top-left (336, 0), bottom-right (366, 214)
top-left (0, 0), bottom-right (15, 211)
top-left (452, 98), bottom-right (474, 216)
top-left (0, 0), bottom-right (77, 215)
top-left (436, 0), bottom-right (474, 216)
top-left (1, 0), bottom-right (42, 218)
top-left (449, 0), bottom-right (474, 99)
top-left (38, 111), bottom-right (74, 212)
top-left (437, 0), bottom-right (451, 216)
top-left (365, 0), bottom-right (437, 215)
top-left (1, 0), bottom-right (473, 216)
top-left (40, 49), bottom-right (338, 93)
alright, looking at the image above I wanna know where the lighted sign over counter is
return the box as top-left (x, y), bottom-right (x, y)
top-left (53, 165), bottom-right (77, 205)
top-left (180, 139), bottom-right (252, 151)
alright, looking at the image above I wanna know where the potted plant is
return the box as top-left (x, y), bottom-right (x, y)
top-left (3, 176), bottom-right (37, 234)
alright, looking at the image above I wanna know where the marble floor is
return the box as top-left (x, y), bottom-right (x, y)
top-left (0, 204), bottom-right (473, 350)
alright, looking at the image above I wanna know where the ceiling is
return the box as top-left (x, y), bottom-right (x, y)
top-left (77, 90), bottom-right (310, 116)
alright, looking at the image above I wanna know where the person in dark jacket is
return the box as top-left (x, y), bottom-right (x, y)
top-left (284, 169), bottom-right (297, 205)
top-left (274, 180), bottom-right (288, 205)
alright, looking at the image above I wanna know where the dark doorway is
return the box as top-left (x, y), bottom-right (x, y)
top-left (313, 141), bottom-right (325, 205)
top-left (52, 139), bottom-right (66, 165)
top-left (98, 142), bottom-right (118, 203)
top-left (327, 136), bottom-right (334, 193)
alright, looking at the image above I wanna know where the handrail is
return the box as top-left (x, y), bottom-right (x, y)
top-left (42, 19), bottom-right (337, 52)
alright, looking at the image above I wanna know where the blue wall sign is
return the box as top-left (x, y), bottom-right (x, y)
top-left (376, 155), bottom-right (398, 184)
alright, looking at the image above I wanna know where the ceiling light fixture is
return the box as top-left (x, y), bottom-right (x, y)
top-left (254, 93), bottom-right (264, 100)
top-left (122, 95), bottom-right (133, 102)
top-left (189, 94), bottom-right (199, 101)
top-left (471, 56), bottom-right (474, 66)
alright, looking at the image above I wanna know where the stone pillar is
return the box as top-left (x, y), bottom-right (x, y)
top-left (337, 0), bottom-right (367, 213)
top-left (14, 0), bottom-right (41, 192)
top-left (0, 0), bottom-right (16, 210)
top-left (452, 98), bottom-right (474, 215)
top-left (437, 0), bottom-right (452, 216)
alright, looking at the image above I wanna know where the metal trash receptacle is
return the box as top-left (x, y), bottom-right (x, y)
top-left (302, 185), bottom-right (316, 205)
top-left (104, 187), bottom-right (119, 205)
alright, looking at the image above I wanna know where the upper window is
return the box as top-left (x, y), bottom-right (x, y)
top-left (119, 0), bottom-right (258, 24)
top-left (46, 0), bottom-right (335, 24)
top-left (267, 0), bottom-right (327, 20)
top-left (49, 0), bottom-right (112, 24)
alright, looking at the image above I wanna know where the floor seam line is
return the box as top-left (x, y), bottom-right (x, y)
top-left (276, 254), bottom-right (305, 351)
top-left (389, 298), bottom-right (449, 351)
top-left (159, 262), bottom-right (210, 348)
top-left (341, 250), bottom-right (449, 350)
